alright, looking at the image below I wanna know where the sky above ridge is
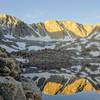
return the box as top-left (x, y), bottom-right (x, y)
top-left (0, 0), bottom-right (100, 24)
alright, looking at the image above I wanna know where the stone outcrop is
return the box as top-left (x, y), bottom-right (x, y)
top-left (0, 47), bottom-right (26, 100)
top-left (0, 47), bottom-right (21, 78)
top-left (0, 76), bottom-right (26, 100)
top-left (0, 47), bottom-right (42, 100)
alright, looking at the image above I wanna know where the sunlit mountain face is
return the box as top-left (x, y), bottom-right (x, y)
top-left (0, 14), bottom-right (100, 100)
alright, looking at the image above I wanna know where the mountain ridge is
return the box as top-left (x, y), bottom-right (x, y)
top-left (0, 13), bottom-right (100, 98)
top-left (0, 13), bottom-right (100, 39)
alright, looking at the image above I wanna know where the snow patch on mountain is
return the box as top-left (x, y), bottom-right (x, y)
top-left (4, 34), bottom-right (15, 39)
top-left (28, 46), bottom-right (44, 51)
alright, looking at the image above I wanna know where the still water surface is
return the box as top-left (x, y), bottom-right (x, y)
top-left (43, 92), bottom-right (100, 100)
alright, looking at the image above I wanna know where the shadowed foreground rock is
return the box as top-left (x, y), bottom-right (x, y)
top-left (0, 76), bottom-right (26, 100)
top-left (0, 47), bottom-right (26, 100)
top-left (0, 47), bottom-right (42, 100)
top-left (21, 77), bottom-right (42, 100)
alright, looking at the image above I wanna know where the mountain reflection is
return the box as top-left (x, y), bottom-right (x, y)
top-left (22, 73), bottom-right (100, 96)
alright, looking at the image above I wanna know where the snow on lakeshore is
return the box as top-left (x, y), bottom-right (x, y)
top-left (16, 42), bottom-right (26, 50)
top-left (22, 72), bottom-right (74, 79)
top-left (0, 45), bottom-right (18, 52)
top-left (16, 57), bottom-right (29, 63)
top-left (28, 45), bottom-right (55, 51)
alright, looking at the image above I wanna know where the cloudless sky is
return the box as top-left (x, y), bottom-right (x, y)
top-left (0, 0), bottom-right (100, 24)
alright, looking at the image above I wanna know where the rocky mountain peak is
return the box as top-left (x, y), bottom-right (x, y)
top-left (0, 13), bottom-right (19, 26)
top-left (0, 13), bottom-right (99, 39)
top-left (32, 19), bottom-right (96, 38)
top-left (0, 13), bottom-right (38, 37)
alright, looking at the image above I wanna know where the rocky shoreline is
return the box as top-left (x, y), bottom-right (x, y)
top-left (0, 47), bottom-right (42, 100)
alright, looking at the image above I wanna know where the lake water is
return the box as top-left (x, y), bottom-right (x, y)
top-left (22, 71), bottom-right (100, 100)
top-left (43, 92), bottom-right (100, 100)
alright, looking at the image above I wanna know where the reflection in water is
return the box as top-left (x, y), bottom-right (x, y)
top-left (21, 72), bottom-right (100, 100)
top-left (19, 32), bottom-right (100, 100)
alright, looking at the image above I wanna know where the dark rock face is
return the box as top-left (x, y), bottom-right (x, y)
top-left (29, 49), bottom-right (71, 69)
top-left (29, 46), bottom-right (100, 70)
top-left (0, 14), bottom-right (38, 37)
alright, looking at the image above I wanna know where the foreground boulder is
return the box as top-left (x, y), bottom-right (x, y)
top-left (0, 76), bottom-right (26, 100)
top-left (0, 47), bottom-right (24, 100)
top-left (0, 47), bottom-right (42, 100)
top-left (21, 77), bottom-right (42, 100)
top-left (0, 57), bottom-right (21, 77)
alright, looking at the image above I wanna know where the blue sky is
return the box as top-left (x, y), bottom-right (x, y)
top-left (0, 0), bottom-right (100, 24)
